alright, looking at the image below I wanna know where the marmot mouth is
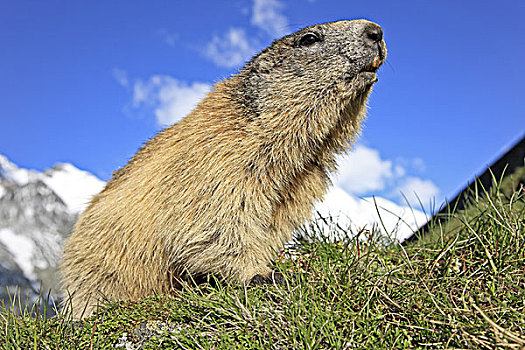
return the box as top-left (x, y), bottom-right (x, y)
top-left (358, 71), bottom-right (379, 85)
top-left (362, 56), bottom-right (382, 73)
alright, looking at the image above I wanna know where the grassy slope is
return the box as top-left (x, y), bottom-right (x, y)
top-left (1, 178), bottom-right (524, 349)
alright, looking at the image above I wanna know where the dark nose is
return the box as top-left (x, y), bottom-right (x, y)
top-left (364, 24), bottom-right (383, 43)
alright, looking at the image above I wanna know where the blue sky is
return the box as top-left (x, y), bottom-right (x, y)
top-left (1, 0), bottom-right (524, 211)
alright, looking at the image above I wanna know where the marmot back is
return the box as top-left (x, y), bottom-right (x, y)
top-left (61, 19), bottom-right (387, 319)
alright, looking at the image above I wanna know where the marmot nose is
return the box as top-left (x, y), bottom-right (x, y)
top-left (364, 24), bottom-right (383, 43)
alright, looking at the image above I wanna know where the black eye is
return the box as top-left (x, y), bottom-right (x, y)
top-left (299, 33), bottom-right (321, 46)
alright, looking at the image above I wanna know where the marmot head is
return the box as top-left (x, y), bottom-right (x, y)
top-left (239, 19), bottom-right (387, 115)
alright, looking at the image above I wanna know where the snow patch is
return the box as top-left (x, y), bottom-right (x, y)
top-left (42, 164), bottom-right (105, 214)
top-left (0, 228), bottom-right (36, 279)
top-left (0, 154), bottom-right (39, 185)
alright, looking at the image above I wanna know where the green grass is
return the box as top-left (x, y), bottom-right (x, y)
top-left (1, 182), bottom-right (524, 349)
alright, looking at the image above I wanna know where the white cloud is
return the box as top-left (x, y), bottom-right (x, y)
top-left (412, 158), bottom-right (426, 172)
top-left (395, 177), bottom-right (440, 210)
top-left (158, 29), bottom-right (178, 47)
top-left (396, 156), bottom-right (427, 173)
top-left (131, 75), bottom-right (211, 126)
top-left (112, 68), bottom-right (129, 88)
top-left (334, 145), bottom-right (394, 195)
top-left (313, 186), bottom-right (428, 242)
top-left (251, 0), bottom-right (289, 37)
top-left (394, 165), bottom-right (406, 177)
top-left (332, 145), bottom-right (440, 213)
top-left (204, 28), bottom-right (257, 68)
top-left (201, 0), bottom-right (289, 68)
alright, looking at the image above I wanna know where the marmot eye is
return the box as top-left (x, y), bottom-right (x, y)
top-left (299, 33), bottom-right (321, 46)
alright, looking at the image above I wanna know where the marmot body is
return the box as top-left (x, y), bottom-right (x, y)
top-left (61, 19), bottom-right (386, 318)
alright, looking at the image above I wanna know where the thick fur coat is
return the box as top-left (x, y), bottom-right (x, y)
top-left (61, 19), bottom-right (386, 318)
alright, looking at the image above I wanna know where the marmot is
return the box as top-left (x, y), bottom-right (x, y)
top-left (61, 19), bottom-right (386, 318)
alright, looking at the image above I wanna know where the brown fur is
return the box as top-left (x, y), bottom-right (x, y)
top-left (61, 19), bottom-right (387, 318)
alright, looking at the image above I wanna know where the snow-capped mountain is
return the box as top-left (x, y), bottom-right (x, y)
top-left (0, 155), bottom-right (105, 304)
top-left (0, 155), bottom-right (105, 214)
